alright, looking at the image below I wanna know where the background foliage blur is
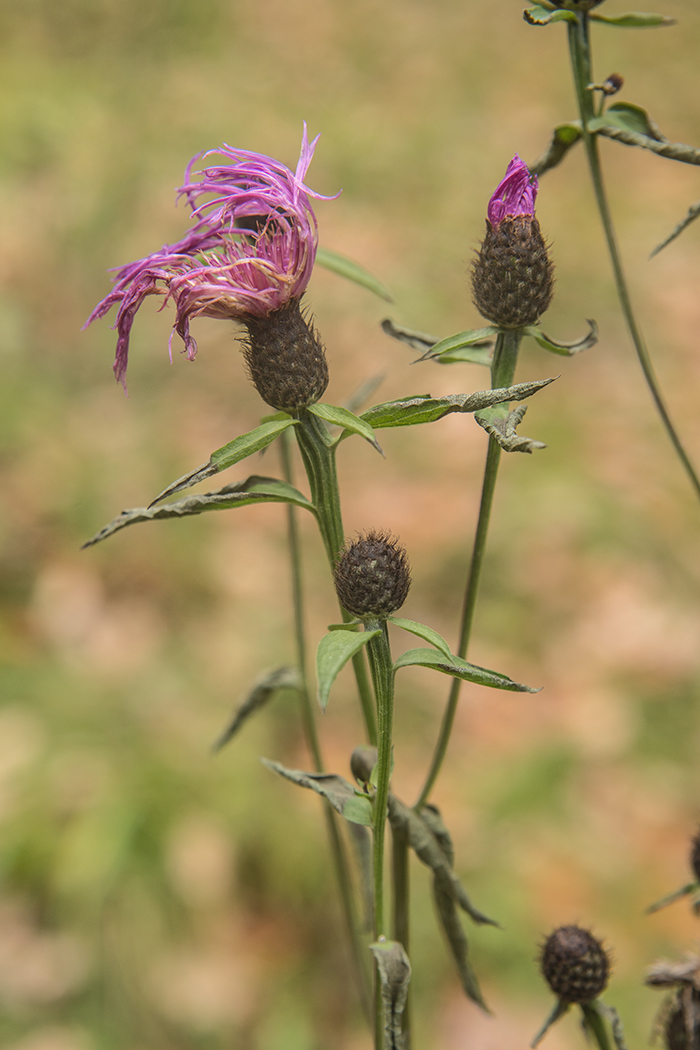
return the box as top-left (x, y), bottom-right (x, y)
top-left (2, 0), bottom-right (700, 1048)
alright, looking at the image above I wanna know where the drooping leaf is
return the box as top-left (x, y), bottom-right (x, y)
top-left (433, 879), bottom-right (490, 1011)
top-left (420, 327), bottom-right (499, 363)
top-left (524, 319), bottom-right (598, 356)
top-left (594, 125), bottom-right (700, 166)
top-left (388, 617), bottom-right (453, 661)
top-left (359, 377), bottom-right (556, 430)
top-left (369, 940), bottom-right (412, 1050)
top-left (589, 101), bottom-right (666, 140)
top-left (316, 629), bottom-right (381, 711)
top-left (475, 404), bottom-right (547, 454)
top-left (393, 647), bottom-right (537, 692)
top-left (316, 246), bottom-right (393, 302)
top-left (381, 318), bottom-right (440, 355)
top-left (435, 345), bottom-right (494, 366)
top-left (212, 666), bottom-right (302, 752)
top-left (531, 1000), bottom-right (571, 1049)
top-left (149, 417), bottom-right (298, 506)
top-left (530, 123), bottom-right (582, 177)
top-left (589, 10), bottom-right (675, 27)
top-left (651, 200), bottom-right (700, 257)
top-left (418, 804), bottom-right (455, 867)
top-left (261, 759), bottom-right (373, 826)
top-left (523, 4), bottom-right (577, 25)
top-left (307, 402), bottom-right (383, 453)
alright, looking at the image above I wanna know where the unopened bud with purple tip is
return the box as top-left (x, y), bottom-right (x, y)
top-left (472, 154), bottom-right (554, 330)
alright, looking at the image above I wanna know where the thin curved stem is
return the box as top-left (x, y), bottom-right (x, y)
top-left (581, 1002), bottom-right (614, 1050)
top-left (415, 329), bottom-right (522, 808)
top-left (567, 15), bottom-right (700, 502)
top-left (279, 432), bottom-right (372, 1021)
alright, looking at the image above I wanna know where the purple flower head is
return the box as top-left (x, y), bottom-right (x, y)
top-left (84, 125), bottom-right (336, 390)
top-left (487, 154), bottom-right (538, 227)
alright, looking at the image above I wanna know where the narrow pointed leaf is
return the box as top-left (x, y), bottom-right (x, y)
top-left (393, 647), bottom-right (537, 692)
top-left (524, 5), bottom-right (577, 24)
top-left (530, 123), bottom-right (582, 177)
top-left (651, 200), bottom-right (700, 257)
top-left (359, 378), bottom-right (556, 430)
top-left (149, 417), bottom-right (297, 506)
top-left (381, 318), bottom-right (440, 355)
top-left (589, 11), bottom-right (675, 26)
top-left (475, 404), bottom-right (547, 454)
top-left (524, 319), bottom-right (598, 356)
top-left (82, 476), bottom-right (314, 548)
top-left (433, 879), bottom-right (490, 1011)
top-left (596, 1004), bottom-right (629, 1050)
top-left (261, 759), bottom-right (373, 825)
top-left (420, 327), bottom-right (499, 362)
top-left (327, 620), bottom-right (362, 631)
top-left (308, 401), bottom-right (383, 453)
top-left (317, 629), bottom-right (381, 710)
top-left (531, 1000), bottom-right (571, 1048)
top-left (316, 246), bottom-right (393, 302)
top-left (418, 803), bottom-right (455, 866)
top-left (388, 616), bottom-right (453, 661)
top-left (646, 881), bottom-right (698, 913)
top-left (212, 666), bottom-right (301, 752)
top-left (369, 940), bottom-right (412, 1050)
top-left (436, 345), bottom-right (494, 366)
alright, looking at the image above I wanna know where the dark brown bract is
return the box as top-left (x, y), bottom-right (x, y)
top-left (540, 925), bottom-right (610, 1004)
top-left (334, 531), bottom-right (411, 618)
top-left (472, 215), bottom-right (554, 329)
top-left (242, 297), bottom-right (329, 411)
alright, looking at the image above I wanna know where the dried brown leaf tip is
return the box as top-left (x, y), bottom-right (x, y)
top-left (334, 531), bottom-right (411, 619)
top-left (540, 926), bottom-right (610, 1004)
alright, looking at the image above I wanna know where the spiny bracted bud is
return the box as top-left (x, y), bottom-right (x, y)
top-left (334, 531), bottom-right (411, 619)
top-left (472, 155), bottom-right (554, 330)
top-left (690, 827), bottom-right (700, 883)
top-left (540, 926), bottom-right (610, 1004)
top-left (351, 745), bottom-right (378, 784)
top-left (241, 297), bottom-right (329, 411)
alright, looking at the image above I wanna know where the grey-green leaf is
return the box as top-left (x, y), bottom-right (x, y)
top-left (381, 318), bottom-right (440, 355)
top-left (524, 319), bottom-right (598, 356)
top-left (308, 402), bottom-right (383, 453)
top-left (420, 327), bottom-right (499, 363)
top-left (433, 879), bottom-right (490, 1011)
top-left (651, 199), bottom-right (700, 257)
top-left (316, 246), bottom-right (393, 302)
top-left (475, 404), bottom-right (546, 454)
top-left (589, 11), bottom-right (675, 27)
top-left (82, 476), bottom-right (314, 548)
top-left (393, 647), bottom-right (537, 692)
top-left (261, 759), bottom-right (372, 825)
top-left (593, 125), bottom-right (700, 166)
top-left (589, 101), bottom-right (666, 140)
top-left (388, 617), bottom-right (453, 661)
top-left (529, 123), bottom-right (583, 177)
top-left (149, 417), bottom-right (298, 506)
top-left (317, 629), bottom-right (381, 711)
top-left (342, 796), bottom-right (374, 827)
top-left (369, 940), bottom-right (412, 1050)
top-left (212, 666), bottom-right (301, 752)
top-left (523, 4), bottom-right (577, 25)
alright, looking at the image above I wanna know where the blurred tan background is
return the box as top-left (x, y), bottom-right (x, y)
top-left (2, 0), bottom-right (700, 1047)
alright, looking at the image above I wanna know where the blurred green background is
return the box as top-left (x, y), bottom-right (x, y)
top-left (2, 0), bottom-right (700, 1048)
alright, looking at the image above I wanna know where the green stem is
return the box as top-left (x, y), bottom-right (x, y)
top-left (581, 1002), bottom-right (614, 1050)
top-left (567, 15), bottom-right (700, 502)
top-left (279, 432), bottom-right (372, 1022)
top-left (391, 822), bottom-right (411, 1049)
top-left (415, 329), bottom-right (522, 808)
top-left (294, 409), bottom-right (378, 744)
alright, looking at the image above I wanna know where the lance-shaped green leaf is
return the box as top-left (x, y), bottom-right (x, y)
top-left (594, 124), bottom-right (700, 166)
top-left (316, 246), bottom-right (393, 302)
top-left (588, 101), bottom-right (667, 140)
top-left (149, 417), bottom-right (298, 506)
top-left (369, 939), bottom-right (412, 1050)
top-left (82, 476), bottom-right (314, 548)
top-left (212, 666), bottom-right (302, 752)
top-left (531, 1000), bottom-right (571, 1048)
top-left (316, 629), bottom-right (381, 711)
top-left (524, 4), bottom-right (577, 25)
top-left (387, 617), bottom-right (453, 661)
top-left (530, 123), bottom-right (582, 178)
top-left (646, 881), bottom-right (699, 914)
top-left (261, 759), bottom-right (374, 827)
top-left (419, 327), bottom-right (499, 364)
top-left (651, 200), bottom-right (700, 257)
top-left (524, 319), bottom-right (598, 356)
top-left (387, 795), bottom-right (498, 926)
top-left (475, 404), bottom-right (547, 454)
top-left (589, 10), bottom-right (675, 27)
top-left (381, 318), bottom-right (441, 355)
top-left (394, 647), bottom-right (538, 692)
top-left (433, 878), bottom-right (490, 1011)
top-left (418, 803), bottom-right (455, 866)
top-left (359, 377), bottom-right (556, 430)
top-left (307, 402), bottom-right (383, 454)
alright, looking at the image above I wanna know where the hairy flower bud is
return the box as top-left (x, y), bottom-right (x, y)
top-left (472, 155), bottom-right (554, 329)
top-left (241, 297), bottom-right (329, 411)
top-left (334, 531), bottom-right (411, 619)
top-left (540, 926), bottom-right (610, 1004)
